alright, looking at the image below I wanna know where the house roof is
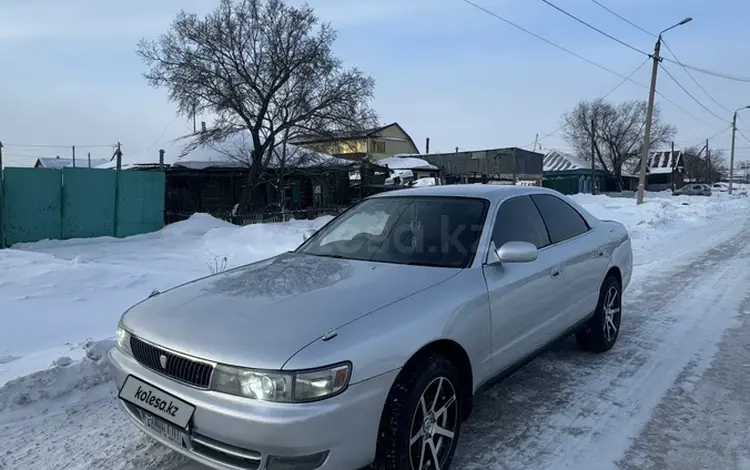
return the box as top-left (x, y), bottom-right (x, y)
top-left (646, 150), bottom-right (683, 174)
top-left (377, 155), bottom-right (438, 171)
top-left (36, 157), bottom-right (110, 169)
top-left (172, 131), bottom-right (361, 170)
top-left (290, 122), bottom-right (419, 153)
top-left (543, 150), bottom-right (590, 172)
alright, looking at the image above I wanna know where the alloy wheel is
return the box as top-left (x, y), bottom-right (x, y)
top-left (408, 377), bottom-right (459, 470)
top-left (602, 284), bottom-right (621, 343)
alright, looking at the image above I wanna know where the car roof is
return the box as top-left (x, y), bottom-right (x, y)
top-left (368, 184), bottom-right (560, 203)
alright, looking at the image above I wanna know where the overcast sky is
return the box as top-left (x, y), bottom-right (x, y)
top-left (1, 0), bottom-right (749, 167)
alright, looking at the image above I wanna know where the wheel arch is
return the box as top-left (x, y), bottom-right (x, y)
top-left (606, 265), bottom-right (622, 286)
top-left (400, 339), bottom-right (474, 421)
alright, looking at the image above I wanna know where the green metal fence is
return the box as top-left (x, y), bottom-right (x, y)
top-left (116, 171), bottom-right (166, 238)
top-left (62, 167), bottom-right (117, 239)
top-left (2, 168), bottom-right (62, 245)
top-left (1, 167), bottom-right (165, 247)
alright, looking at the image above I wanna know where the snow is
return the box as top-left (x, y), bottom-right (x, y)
top-left (0, 213), bottom-right (332, 386)
top-left (1, 189), bottom-right (750, 469)
top-left (411, 177), bottom-right (437, 187)
top-left (378, 155), bottom-right (438, 170)
top-left (95, 131), bottom-right (354, 170)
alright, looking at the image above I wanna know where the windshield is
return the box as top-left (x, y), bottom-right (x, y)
top-left (299, 196), bottom-right (489, 268)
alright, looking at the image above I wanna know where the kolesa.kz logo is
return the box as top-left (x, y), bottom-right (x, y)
top-left (134, 385), bottom-right (179, 417)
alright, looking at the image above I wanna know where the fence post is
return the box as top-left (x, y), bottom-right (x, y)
top-left (0, 140), bottom-right (4, 248)
top-left (113, 143), bottom-right (122, 238)
top-left (159, 149), bottom-right (165, 171)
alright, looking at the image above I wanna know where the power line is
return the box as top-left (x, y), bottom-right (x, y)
top-left (658, 63), bottom-right (728, 122)
top-left (661, 57), bottom-right (750, 83)
top-left (540, 0), bottom-right (649, 56)
top-left (588, 0), bottom-right (654, 36)
top-left (660, 40), bottom-right (733, 115)
top-left (567, 0), bottom-right (750, 83)
top-left (460, 0), bottom-right (713, 128)
top-left (586, 1), bottom-right (733, 120)
top-left (3, 143), bottom-right (115, 149)
top-left (524, 57), bottom-right (650, 148)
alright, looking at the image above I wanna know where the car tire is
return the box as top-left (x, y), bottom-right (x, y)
top-left (371, 353), bottom-right (463, 470)
top-left (575, 275), bottom-right (622, 353)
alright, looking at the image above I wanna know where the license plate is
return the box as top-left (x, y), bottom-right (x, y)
top-left (141, 411), bottom-right (190, 448)
top-left (118, 375), bottom-right (196, 429)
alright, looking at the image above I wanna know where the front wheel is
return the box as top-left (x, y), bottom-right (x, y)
top-left (576, 275), bottom-right (622, 353)
top-left (371, 353), bottom-right (462, 470)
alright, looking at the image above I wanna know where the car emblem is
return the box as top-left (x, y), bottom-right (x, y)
top-left (159, 354), bottom-right (168, 369)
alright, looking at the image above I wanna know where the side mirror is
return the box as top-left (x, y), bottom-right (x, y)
top-left (495, 241), bottom-right (538, 263)
top-left (302, 229), bottom-right (317, 241)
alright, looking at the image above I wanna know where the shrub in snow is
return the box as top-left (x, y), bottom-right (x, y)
top-left (207, 256), bottom-right (229, 275)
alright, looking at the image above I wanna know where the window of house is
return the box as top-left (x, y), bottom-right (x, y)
top-left (530, 194), bottom-right (590, 244)
top-left (373, 141), bottom-right (386, 153)
top-left (492, 195), bottom-right (550, 249)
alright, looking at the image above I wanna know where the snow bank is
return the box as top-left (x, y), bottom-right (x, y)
top-left (0, 340), bottom-right (113, 413)
top-left (0, 213), bottom-right (331, 386)
top-left (0, 191), bottom-right (748, 409)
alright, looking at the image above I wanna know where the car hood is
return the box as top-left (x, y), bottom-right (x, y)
top-left (122, 252), bottom-right (459, 370)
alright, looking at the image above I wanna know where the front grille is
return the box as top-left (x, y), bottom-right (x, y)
top-left (130, 336), bottom-right (214, 388)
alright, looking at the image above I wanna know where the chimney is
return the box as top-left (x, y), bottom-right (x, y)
top-left (201, 121), bottom-right (207, 133)
top-left (425, 137), bottom-right (430, 154)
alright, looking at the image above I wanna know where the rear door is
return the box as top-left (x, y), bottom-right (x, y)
top-left (482, 195), bottom-right (566, 373)
top-left (530, 194), bottom-right (607, 326)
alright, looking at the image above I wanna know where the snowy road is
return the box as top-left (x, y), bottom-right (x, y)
top-left (1, 196), bottom-right (749, 470)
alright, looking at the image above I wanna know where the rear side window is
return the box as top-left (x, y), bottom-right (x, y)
top-left (530, 194), bottom-right (589, 244)
top-left (493, 195), bottom-right (551, 249)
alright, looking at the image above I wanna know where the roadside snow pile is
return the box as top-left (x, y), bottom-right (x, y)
top-left (0, 340), bottom-right (113, 413)
top-left (0, 214), bottom-right (331, 387)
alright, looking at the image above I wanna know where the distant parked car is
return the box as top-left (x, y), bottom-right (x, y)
top-left (673, 183), bottom-right (712, 196)
top-left (711, 182), bottom-right (730, 192)
top-left (109, 185), bottom-right (633, 470)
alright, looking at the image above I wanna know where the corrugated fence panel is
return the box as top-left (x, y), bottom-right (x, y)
top-left (116, 171), bottom-right (165, 238)
top-left (62, 167), bottom-right (116, 239)
top-left (3, 168), bottom-right (62, 245)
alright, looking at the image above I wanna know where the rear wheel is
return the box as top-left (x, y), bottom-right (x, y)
top-left (576, 275), bottom-right (622, 353)
top-left (371, 353), bottom-right (462, 470)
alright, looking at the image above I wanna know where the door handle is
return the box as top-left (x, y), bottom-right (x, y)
top-left (550, 266), bottom-right (562, 278)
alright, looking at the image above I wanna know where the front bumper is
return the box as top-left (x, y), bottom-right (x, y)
top-left (109, 347), bottom-right (398, 470)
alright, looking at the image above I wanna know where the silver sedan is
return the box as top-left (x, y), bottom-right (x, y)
top-left (109, 184), bottom-right (632, 470)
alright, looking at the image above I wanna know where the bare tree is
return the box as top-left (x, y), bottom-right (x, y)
top-left (197, 130), bottom-right (351, 214)
top-left (562, 99), bottom-right (676, 188)
top-left (682, 146), bottom-right (727, 183)
top-left (138, 0), bottom-right (377, 208)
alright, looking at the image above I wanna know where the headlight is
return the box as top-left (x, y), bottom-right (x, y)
top-left (115, 325), bottom-right (132, 355)
top-left (211, 362), bottom-right (351, 403)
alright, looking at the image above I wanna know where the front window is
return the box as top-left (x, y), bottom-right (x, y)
top-left (299, 196), bottom-right (489, 268)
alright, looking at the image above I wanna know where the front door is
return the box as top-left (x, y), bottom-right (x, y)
top-left (482, 195), bottom-right (568, 374)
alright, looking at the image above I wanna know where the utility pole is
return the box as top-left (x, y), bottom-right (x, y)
top-left (636, 18), bottom-right (693, 205)
top-left (590, 118), bottom-right (596, 194)
top-left (729, 106), bottom-right (750, 194)
top-left (669, 142), bottom-right (675, 191)
top-left (113, 143), bottom-right (122, 238)
top-left (533, 133), bottom-right (539, 152)
top-left (636, 40), bottom-right (662, 204)
top-left (705, 138), bottom-right (711, 184)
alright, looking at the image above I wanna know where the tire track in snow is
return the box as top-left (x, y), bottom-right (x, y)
top-left (453, 218), bottom-right (750, 469)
